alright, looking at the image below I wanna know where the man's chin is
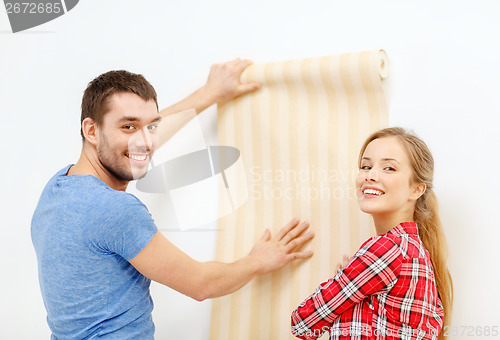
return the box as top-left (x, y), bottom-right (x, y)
top-left (130, 166), bottom-right (149, 181)
top-left (131, 172), bottom-right (148, 181)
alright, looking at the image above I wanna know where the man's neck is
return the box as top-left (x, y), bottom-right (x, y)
top-left (68, 144), bottom-right (129, 191)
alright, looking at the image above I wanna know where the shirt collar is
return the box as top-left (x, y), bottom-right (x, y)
top-left (387, 222), bottom-right (419, 236)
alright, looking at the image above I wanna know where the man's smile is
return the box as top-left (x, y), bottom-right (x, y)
top-left (126, 153), bottom-right (149, 163)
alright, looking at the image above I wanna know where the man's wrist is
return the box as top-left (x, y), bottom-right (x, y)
top-left (240, 254), bottom-right (263, 277)
top-left (195, 85), bottom-right (220, 110)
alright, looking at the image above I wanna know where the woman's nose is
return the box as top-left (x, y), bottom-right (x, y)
top-left (365, 168), bottom-right (378, 182)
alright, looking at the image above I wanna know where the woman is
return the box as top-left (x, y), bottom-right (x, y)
top-left (291, 127), bottom-right (453, 340)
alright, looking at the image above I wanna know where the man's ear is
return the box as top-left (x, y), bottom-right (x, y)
top-left (410, 182), bottom-right (426, 201)
top-left (82, 118), bottom-right (98, 146)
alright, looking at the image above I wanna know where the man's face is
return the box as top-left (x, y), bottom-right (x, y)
top-left (96, 92), bottom-right (160, 182)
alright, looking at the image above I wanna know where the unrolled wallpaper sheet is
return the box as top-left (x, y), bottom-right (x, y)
top-left (210, 50), bottom-right (389, 339)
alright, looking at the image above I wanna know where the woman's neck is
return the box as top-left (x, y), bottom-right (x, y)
top-left (372, 212), bottom-right (414, 235)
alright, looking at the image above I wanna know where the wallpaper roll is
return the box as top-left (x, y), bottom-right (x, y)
top-left (210, 50), bottom-right (389, 340)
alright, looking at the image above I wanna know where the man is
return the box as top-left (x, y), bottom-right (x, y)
top-left (31, 59), bottom-right (314, 339)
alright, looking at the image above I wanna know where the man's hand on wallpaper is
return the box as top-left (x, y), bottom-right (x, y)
top-left (159, 58), bottom-right (261, 119)
top-left (203, 58), bottom-right (261, 105)
top-left (248, 218), bottom-right (314, 275)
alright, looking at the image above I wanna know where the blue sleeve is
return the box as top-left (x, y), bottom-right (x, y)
top-left (89, 192), bottom-right (158, 261)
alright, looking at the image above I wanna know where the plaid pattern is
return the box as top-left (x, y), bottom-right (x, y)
top-left (291, 222), bottom-right (443, 339)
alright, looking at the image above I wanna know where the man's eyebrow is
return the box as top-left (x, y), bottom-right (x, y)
top-left (117, 116), bottom-right (162, 124)
top-left (117, 116), bottom-right (140, 123)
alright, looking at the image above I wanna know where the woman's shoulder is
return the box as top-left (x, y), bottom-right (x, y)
top-left (357, 233), bottom-right (400, 258)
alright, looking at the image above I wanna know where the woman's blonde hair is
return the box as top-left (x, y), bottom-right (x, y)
top-left (358, 127), bottom-right (453, 338)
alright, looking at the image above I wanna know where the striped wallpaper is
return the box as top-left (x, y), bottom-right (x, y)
top-left (210, 50), bottom-right (389, 340)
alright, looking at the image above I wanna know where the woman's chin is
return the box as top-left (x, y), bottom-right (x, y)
top-left (357, 202), bottom-right (379, 215)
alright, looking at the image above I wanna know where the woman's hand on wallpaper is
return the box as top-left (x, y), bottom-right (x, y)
top-left (335, 254), bottom-right (350, 272)
top-left (247, 218), bottom-right (314, 275)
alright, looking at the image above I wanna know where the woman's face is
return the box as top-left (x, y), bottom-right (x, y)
top-left (355, 136), bottom-right (425, 225)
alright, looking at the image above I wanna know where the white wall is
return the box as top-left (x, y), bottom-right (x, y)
top-left (1, 1), bottom-right (499, 339)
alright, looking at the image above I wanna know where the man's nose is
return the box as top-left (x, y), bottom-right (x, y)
top-left (130, 127), bottom-right (153, 151)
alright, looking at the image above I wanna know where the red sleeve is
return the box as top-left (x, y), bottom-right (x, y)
top-left (291, 236), bottom-right (403, 339)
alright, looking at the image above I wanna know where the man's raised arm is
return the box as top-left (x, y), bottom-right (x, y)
top-left (156, 58), bottom-right (261, 146)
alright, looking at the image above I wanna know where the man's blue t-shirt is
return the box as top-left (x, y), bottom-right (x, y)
top-left (31, 165), bottom-right (158, 339)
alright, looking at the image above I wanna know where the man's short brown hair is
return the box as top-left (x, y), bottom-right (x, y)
top-left (80, 70), bottom-right (158, 140)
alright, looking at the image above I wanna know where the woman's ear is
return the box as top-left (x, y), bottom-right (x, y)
top-left (82, 118), bottom-right (98, 146)
top-left (410, 182), bottom-right (426, 201)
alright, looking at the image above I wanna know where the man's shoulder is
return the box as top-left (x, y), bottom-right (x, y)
top-left (77, 181), bottom-right (146, 215)
top-left (41, 165), bottom-right (146, 213)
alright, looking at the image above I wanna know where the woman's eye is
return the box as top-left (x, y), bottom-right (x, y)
top-left (384, 167), bottom-right (396, 171)
top-left (147, 124), bottom-right (158, 132)
top-left (360, 165), bottom-right (371, 170)
top-left (123, 125), bottom-right (135, 131)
